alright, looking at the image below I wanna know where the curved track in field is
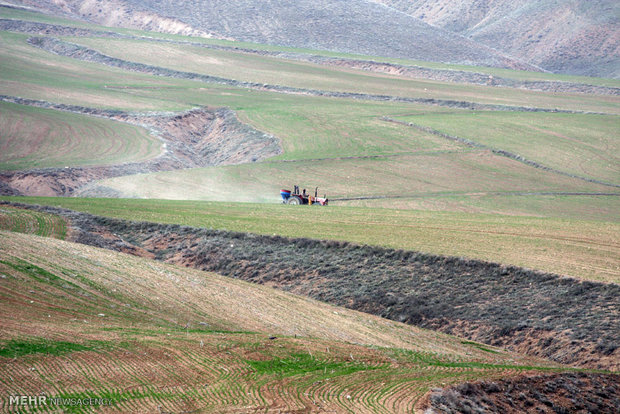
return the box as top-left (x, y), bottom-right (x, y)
top-left (0, 96), bottom-right (281, 196)
top-left (0, 205), bottom-right (66, 238)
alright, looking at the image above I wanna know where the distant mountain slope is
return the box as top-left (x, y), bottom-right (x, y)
top-left (370, 0), bottom-right (620, 78)
top-left (6, 0), bottom-right (536, 70)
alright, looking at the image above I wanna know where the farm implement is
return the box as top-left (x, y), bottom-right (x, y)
top-left (281, 186), bottom-right (328, 205)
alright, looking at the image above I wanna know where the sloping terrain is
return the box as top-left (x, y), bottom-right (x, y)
top-left (0, 97), bottom-right (280, 196)
top-left (4, 196), bottom-right (619, 283)
top-left (0, 100), bottom-right (163, 171)
top-left (2, 16), bottom-right (618, 96)
top-left (1, 230), bottom-right (578, 413)
top-left (0, 204), bottom-right (66, 238)
top-left (7, 0), bottom-right (536, 70)
top-left (3, 202), bottom-right (618, 371)
top-left (0, 8), bottom-right (617, 279)
top-left (423, 372), bottom-right (619, 413)
top-left (0, 4), bottom-right (618, 412)
top-left (371, 0), bottom-right (620, 78)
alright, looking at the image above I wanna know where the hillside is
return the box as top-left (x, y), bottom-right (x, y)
top-left (371, 0), bottom-right (620, 78)
top-left (0, 7), bottom-right (618, 277)
top-left (0, 4), bottom-right (618, 412)
top-left (6, 0), bottom-right (536, 70)
top-left (3, 201), bottom-right (619, 370)
top-left (1, 229), bottom-right (583, 413)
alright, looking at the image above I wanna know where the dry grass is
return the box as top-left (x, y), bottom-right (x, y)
top-left (0, 231), bottom-right (568, 413)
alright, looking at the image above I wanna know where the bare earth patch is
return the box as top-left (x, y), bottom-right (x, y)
top-left (0, 96), bottom-right (281, 196)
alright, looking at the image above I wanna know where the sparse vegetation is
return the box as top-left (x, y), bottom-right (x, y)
top-left (3, 197), bottom-right (617, 282)
top-left (1, 231), bottom-right (577, 413)
top-left (424, 372), bottom-right (620, 413)
top-left (3, 202), bottom-right (617, 370)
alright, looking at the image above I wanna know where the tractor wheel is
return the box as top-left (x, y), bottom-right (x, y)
top-left (287, 196), bottom-right (302, 205)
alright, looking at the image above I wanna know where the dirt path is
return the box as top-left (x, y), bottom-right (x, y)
top-left (0, 95), bottom-right (281, 196)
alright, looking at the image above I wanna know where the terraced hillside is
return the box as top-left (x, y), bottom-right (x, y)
top-left (0, 230), bottom-right (579, 413)
top-left (2, 202), bottom-right (618, 370)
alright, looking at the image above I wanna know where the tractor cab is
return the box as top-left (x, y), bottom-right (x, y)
top-left (280, 186), bottom-right (328, 205)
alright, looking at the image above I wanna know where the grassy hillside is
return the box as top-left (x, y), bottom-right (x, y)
top-left (0, 31), bottom-right (196, 111)
top-left (0, 204), bottom-right (66, 238)
top-left (0, 231), bottom-right (572, 412)
top-left (94, 150), bottom-right (615, 201)
top-left (3, 197), bottom-right (618, 283)
top-left (0, 101), bottom-right (162, 170)
top-left (0, 6), bottom-right (618, 411)
top-left (3, 5), bottom-right (620, 88)
top-left (393, 111), bottom-right (620, 185)
top-left (0, 8), bottom-right (618, 281)
top-left (62, 36), bottom-right (620, 114)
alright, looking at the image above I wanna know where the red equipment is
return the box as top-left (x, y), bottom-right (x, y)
top-left (281, 186), bottom-right (328, 206)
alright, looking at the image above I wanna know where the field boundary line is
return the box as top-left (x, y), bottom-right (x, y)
top-left (26, 36), bottom-right (610, 115)
top-left (3, 17), bottom-right (620, 96)
top-left (382, 117), bottom-right (620, 189)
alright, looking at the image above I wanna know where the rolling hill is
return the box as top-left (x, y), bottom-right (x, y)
top-left (0, 4), bottom-right (618, 411)
top-left (370, 0), bottom-right (620, 78)
top-left (1, 228), bottom-right (580, 413)
top-left (8, 0), bottom-right (620, 77)
top-left (7, 0), bottom-right (537, 70)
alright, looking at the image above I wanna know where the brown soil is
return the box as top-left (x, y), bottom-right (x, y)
top-left (421, 372), bottom-right (620, 413)
top-left (0, 96), bottom-right (281, 196)
top-left (4, 202), bottom-right (618, 372)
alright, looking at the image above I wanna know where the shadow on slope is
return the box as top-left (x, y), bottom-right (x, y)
top-left (3, 201), bottom-right (618, 371)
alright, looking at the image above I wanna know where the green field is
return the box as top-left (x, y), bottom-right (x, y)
top-left (65, 36), bottom-right (620, 114)
top-left (1, 9), bottom-right (619, 282)
top-left (0, 231), bottom-right (575, 413)
top-left (0, 101), bottom-right (162, 170)
top-left (93, 149), bottom-right (613, 201)
top-left (0, 31), bottom-right (197, 111)
top-left (3, 197), bottom-right (617, 283)
top-left (394, 111), bottom-right (620, 185)
top-left (0, 204), bottom-right (66, 238)
top-left (1, 5), bottom-right (619, 411)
